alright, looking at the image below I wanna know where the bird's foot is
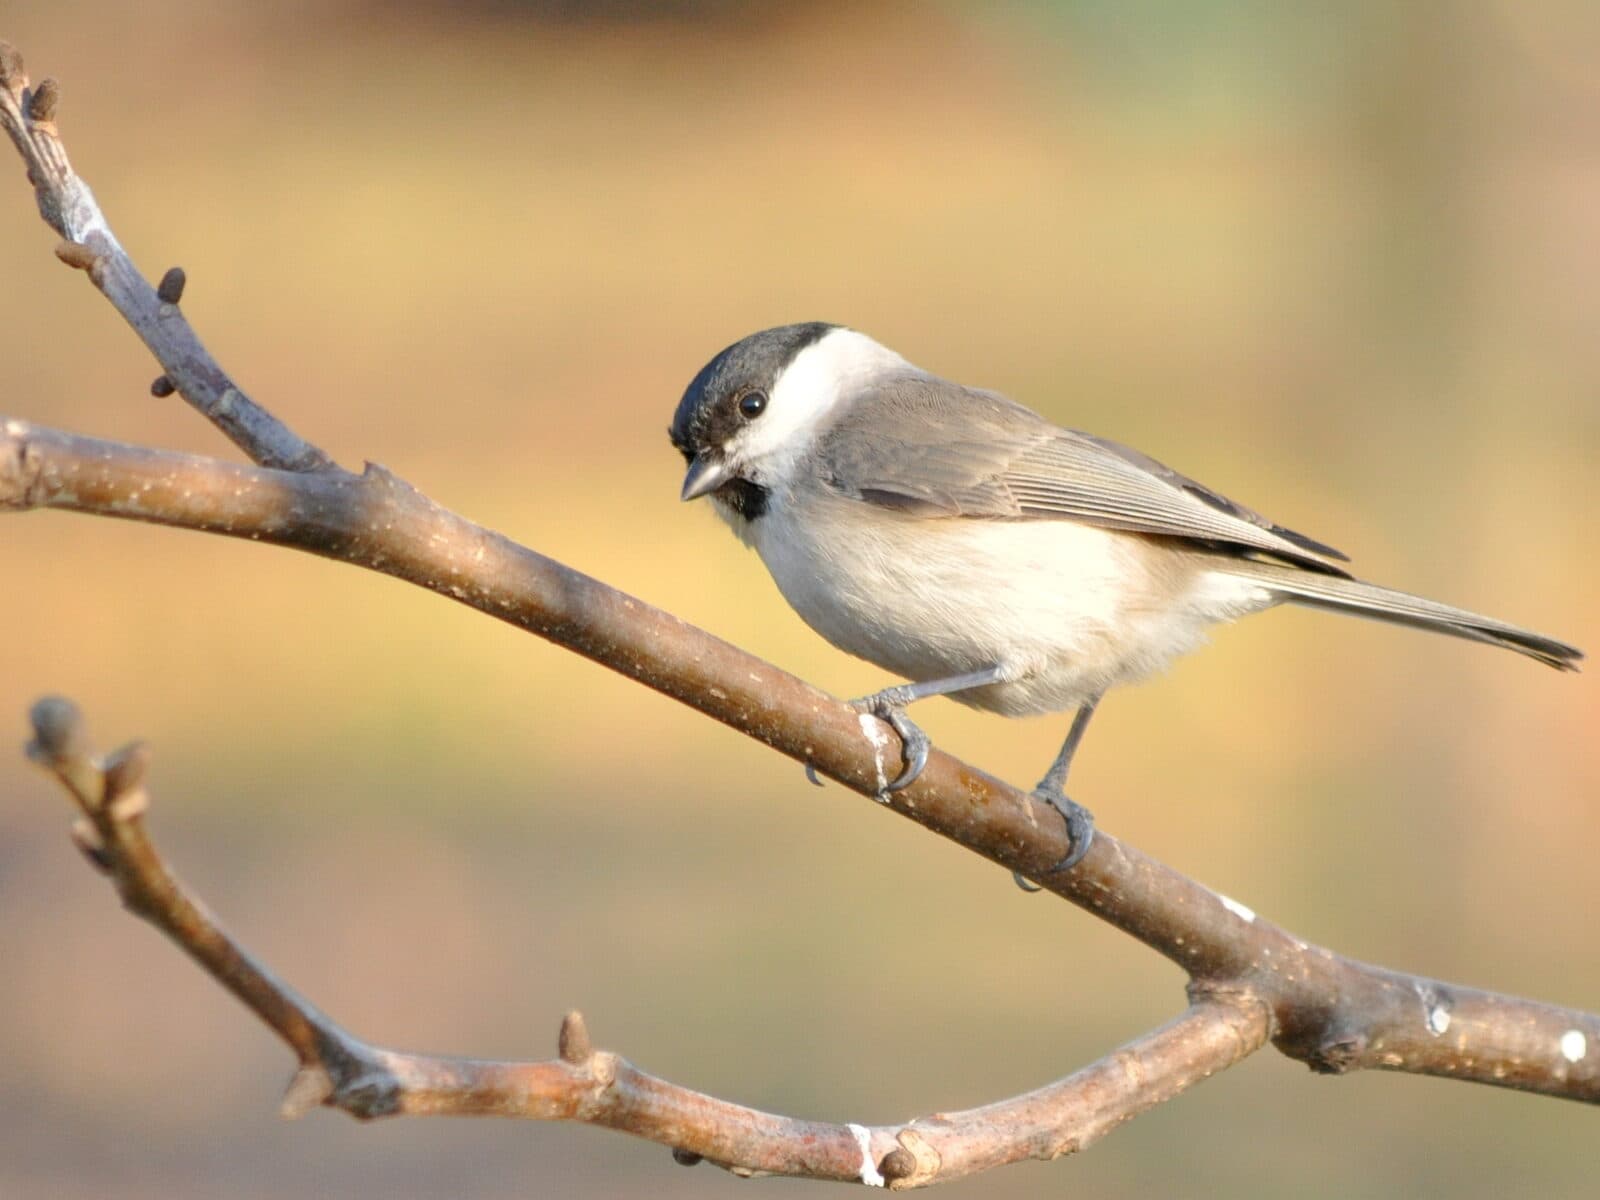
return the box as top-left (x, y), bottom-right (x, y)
top-left (1012, 786), bottom-right (1095, 891)
top-left (849, 686), bottom-right (931, 796)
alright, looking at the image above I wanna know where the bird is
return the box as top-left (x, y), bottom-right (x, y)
top-left (668, 322), bottom-right (1583, 873)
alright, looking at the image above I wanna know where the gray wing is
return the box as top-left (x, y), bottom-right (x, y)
top-left (813, 374), bottom-right (1352, 575)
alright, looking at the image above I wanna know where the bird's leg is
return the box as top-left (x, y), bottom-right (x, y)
top-left (1015, 695), bottom-right (1101, 889)
top-left (1036, 694), bottom-right (1099, 800)
top-left (848, 665), bottom-right (1012, 795)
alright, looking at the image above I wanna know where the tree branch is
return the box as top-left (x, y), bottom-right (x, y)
top-left (3, 36), bottom-right (1595, 1192)
top-left (25, 695), bottom-right (1269, 1186)
top-left (0, 43), bottom-right (330, 472)
top-left (5, 415), bottom-right (1597, 1112)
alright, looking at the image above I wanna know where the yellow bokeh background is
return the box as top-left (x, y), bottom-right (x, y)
top-left (1, 3), bottom-right (1596, 1197)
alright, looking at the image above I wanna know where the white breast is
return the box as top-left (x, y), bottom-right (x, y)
top-left (750, 490), bottom-right (1276, 716)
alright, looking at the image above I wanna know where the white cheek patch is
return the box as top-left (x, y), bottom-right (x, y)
top-left (738, 328), bottom-right (911, 482)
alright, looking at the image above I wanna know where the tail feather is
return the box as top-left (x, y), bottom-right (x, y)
top-left (1226, 559), bottom-right (1583, 671)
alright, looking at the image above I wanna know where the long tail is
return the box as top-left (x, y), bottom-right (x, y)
top-left (1224, 559), bottom-right (1584, 671)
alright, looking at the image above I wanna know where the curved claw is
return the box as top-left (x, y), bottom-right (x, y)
top-left (879, 708), bottom-right (930, 792)
top-left (1035, 788), bottom-right (1095, 873)
top-left (804, 763), bottom-right (824, 787)
top-left (849, 691), bottom-right (932, 796)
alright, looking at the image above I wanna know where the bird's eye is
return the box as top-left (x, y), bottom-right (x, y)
top-left (738, 390), bottom-right (768, 419)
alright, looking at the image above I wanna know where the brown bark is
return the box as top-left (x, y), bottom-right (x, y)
top-left (3, 38), bottom-right (1594, 1191)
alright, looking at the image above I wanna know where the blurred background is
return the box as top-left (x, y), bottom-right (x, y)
top-left (1, 2), bottom-right (1597, 1196)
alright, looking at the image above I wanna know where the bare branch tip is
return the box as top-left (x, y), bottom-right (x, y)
top-left (150, 375), bottom-right (176, 398)
top-left (27, 694), bottom-right (85, 763)
top-left (26, 77), bottom-right (58, 122)
top-left (558, 1010), bottom-right (593, 1064)
top-left (157, 266), bottom-right (186, 304)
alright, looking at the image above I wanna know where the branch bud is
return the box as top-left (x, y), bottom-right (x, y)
top-left (103, 739), bottom-right (151, 794)
top-left (878, 1146), bottom-right (916, 1182)
top-left (26, 78), bottom-right (58, 122)
top-left (281, 1064), bottom-right (334, 1119)
top-left (157, 266), bottom-right (186, 304)
top-left (558, 1010), bottom-right (593, 1064)
top-left (0, 43), bottom-right (25, 92)
top-left (27, 695), bottom-right (84, 763)
top-left (53, 240), bottom-right (97, 271)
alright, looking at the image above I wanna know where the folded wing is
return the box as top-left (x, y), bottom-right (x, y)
top-left (813, 374), bottom-right (1351, 575)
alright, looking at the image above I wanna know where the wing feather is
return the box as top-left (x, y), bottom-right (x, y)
top-left (812, 374), bottom-right (1351, 574)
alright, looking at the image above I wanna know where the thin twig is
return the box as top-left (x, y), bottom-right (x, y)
top-left (3, 36), bottom-right (1596, 1193)
top-left (0, 42), bottom-right (331, 472)
top-left (23, 697), bottom-right (1269, 1186)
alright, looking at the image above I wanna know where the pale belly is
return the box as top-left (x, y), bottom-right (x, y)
top-left (748, 493), bottom-right (1275, 716)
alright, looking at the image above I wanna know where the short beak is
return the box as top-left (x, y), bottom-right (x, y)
top-left (680, 454), bottom-right (733, 502)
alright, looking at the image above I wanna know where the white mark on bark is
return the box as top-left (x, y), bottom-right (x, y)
top-left (857, 714), bottom-right (891, 799)
top-left (1561, 1030), bottom-right (1587, 1063)
top-left (1218, 894), bottom-right (1256, 923)
top-left (847, 1123), bottom-right (884, 1187)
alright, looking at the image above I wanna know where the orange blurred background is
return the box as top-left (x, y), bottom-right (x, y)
top-left (1, 3), bottom-right (1596, 1197)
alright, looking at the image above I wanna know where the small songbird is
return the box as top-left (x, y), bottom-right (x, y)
top-left (669, 323), bottom-right (1582, 871)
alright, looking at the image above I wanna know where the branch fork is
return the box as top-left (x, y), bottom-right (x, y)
top-left (4, 39), bottom-right (1595, 1190)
